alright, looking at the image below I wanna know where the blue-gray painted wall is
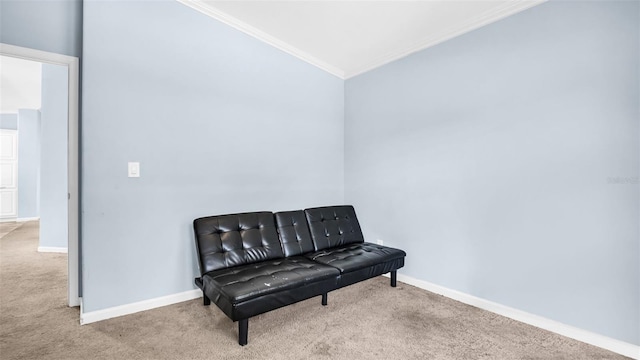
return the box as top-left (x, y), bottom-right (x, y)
top-left (345, 0), bottom-right (639, 345)
top-left (81, 0), bottom-right (344, 312)
top-left (17, 109), bottom-right (41, 219)
top-left (0, 0), bottom-right (82, 58)
top-left (0, 114), bottom-right (18, 130)
top-left (39, 64), bottom-right (68, 249)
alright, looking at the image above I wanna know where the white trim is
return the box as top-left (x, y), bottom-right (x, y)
top-left (176, 0), bottom-right (345, 79)
top-left (38, 246), bottom-right (68, 253)
top-left (66, 52), bottom-right (80, 308)
top-left (0, 218), bottom-right (17, 223)
top-left (396, 274), bottom-right (640, 359)
top-left (0, 43), bottom-right (80, 308)
top-left (176, 0), bottom-right (545, 79)
top-left (17, 216), bottom-right (40, 222)
top-left (80, 289), bottom-right (202, 325)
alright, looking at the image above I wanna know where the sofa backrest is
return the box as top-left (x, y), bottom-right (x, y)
top-left (274, 210), bottom-right (315, 257)
top-left (193, 212), bottom-right (284, 275)
top-left (304, 205), bottom-right (364, 251)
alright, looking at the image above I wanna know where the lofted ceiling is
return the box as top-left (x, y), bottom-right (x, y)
top-left (0, 55), bottom-right (42, 114)
top-left (179, 0), bottom-right (546, 79)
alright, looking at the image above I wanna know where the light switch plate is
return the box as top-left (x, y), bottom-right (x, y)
top-left (128, 162), bottom-right (140, 177)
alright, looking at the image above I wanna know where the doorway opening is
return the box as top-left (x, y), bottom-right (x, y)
top-left (0, 43), bottom-right (79, 308)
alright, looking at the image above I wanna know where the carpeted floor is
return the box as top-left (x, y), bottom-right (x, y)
top-left (0, 221), bottom-right (631, 359)
top-left (0, 221), bottom-right (22, 238)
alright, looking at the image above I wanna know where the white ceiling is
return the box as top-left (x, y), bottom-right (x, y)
top-left (0, 55), bottom-right (42, 114)
top-left (179, 0), bottom-right (546, 78)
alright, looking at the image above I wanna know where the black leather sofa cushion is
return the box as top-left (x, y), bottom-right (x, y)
top-left (305, 242), bottom-right (406, 274)
top-left (201, 257), bottom-right (339, 313)
top-left (336, 257), bottom-right (405, 288)
top-left (194, 212), bottom-right (284, 274)
top-left (305, 205), bottom-right (364, 251)
top-left (228, 276), bottom-right (337, 320)
top-left (275, 210), bottom-right (315, 257)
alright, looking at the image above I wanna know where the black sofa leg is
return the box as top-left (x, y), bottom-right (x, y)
top-left (239, 319), bottom-right (248, 346)
top-left (391, 270), bottom-right (397, 287)
top-left (203, 293), bottom-right (211, 306)
top-left (321, 293), bottom-right (328, 306)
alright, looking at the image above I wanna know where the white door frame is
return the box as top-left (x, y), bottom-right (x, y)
top-left (0, 43), bottom-right (80, 307)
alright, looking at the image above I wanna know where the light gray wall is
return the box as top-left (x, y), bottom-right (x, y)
top-left (345, 0), bottom-right (639, 346)
top-left (0, 0), bottom-right (82, 57)
top-left (81, 0), bottom-right (344, 312)
top-left (40, 64), bottom-right (68, 249)
top-left (17, 109), bottom-right (41, 219)
top-left (0, 113), bottom-right (18, 130)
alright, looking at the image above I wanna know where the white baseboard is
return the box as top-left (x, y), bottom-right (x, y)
top-left (17, 217), bottom-right (40, 222)
top-left (395, 273), bottom-right (640, 359)
top-left (37, 246), bottom-right (68, 253)
top-left (80, 289), bottom-right (201, 325)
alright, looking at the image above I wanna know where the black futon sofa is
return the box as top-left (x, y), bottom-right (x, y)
top-left (193, 205), bottom-right (406, 345)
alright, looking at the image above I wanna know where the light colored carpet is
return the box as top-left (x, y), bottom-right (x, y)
top-left (0, 221), bottom-right (631, 359)
top-left (0, 221), bottom-right (22, 238)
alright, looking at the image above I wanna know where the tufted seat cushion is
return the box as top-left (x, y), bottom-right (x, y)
top-left (305, 242), bottom-right (406, 274)
top-left (201, 257), bottom-right (339, 320)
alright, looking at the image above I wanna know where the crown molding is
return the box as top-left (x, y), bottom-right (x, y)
top-left (177, 0), bottom-right (345, 79)
top-left (177, 0), bottom-right (546, 80)
top-left (345, 0), bottom-right (547, 78)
